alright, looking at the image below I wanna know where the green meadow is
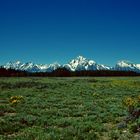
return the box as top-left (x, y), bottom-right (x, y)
top-left (0, 77), bottom-right (140, 140)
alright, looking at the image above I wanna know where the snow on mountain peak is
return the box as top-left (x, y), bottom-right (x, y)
top-left (117, 60), bottom-right (133, 66)
top-left (116, 60), bottom-right (140, 72)
top-left (15, 61), bottom-right (21, 65)
top-left (76, 55), bottom-right (86, 61)
top-left (64, 56), bottom-right (109, 71)
top-left (2, 56), bottom-right (140, 73)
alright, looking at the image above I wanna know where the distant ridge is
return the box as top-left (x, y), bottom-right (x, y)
top-left (2, 56), bottom-right (140, 73)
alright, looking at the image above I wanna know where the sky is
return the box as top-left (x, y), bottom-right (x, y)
top-left (0, 0), bottom-right (140, 66)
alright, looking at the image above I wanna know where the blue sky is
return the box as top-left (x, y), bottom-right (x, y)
top-left (0, 0), bottom-right (140, 65)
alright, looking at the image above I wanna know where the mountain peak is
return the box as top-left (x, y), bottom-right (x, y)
top-left (115, 60), bottom-right (140, 72)
top-left (116, 60), bottom-right (134, 68)
top-left (117, 60), bottom-right (133, 65)
top-left (76, 56), bottom-right (86, 61)
top-left (2, 57), bottom-right (140, 73)
top-left (15, 61), bottom-right (21, 64)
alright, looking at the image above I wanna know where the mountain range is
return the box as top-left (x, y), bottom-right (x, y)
top-left (2, 56), bottom-right (140, 73)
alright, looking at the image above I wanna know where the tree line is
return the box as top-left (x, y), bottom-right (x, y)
top-left (0, 67), bottom-right (140, 77)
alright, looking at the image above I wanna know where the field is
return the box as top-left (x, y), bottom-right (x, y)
top-left (0, 77), bottom-right (140, 140)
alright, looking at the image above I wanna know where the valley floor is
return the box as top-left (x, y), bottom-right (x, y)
top-left (0, 77), bottom-right (140, 140)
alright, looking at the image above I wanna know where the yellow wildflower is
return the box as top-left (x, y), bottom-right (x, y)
top-left (123, 97), bottom-right (135, 107)
top-left (12, 99), bottom-right (18, 104)
top-left (9, 95), bottom-right (24, 105)
top-left (138, 95), bottom-right (140, 101)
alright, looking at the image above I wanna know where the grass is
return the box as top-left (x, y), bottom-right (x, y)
top-left (0, 77), bottom-right (140, 140)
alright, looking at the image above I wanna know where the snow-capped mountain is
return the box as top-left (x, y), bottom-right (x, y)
top-left (4, 61), bottom-right (41, 72)
top-left (115, 60), bottom-right (140, 73)
top-left (2, 56), bottom-right (140, 73)
top-left (63, 56), bottom-right (110, 71)
top-left (3, 61), bottom-right (61, 72)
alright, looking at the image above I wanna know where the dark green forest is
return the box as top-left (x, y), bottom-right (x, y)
top-left (0, 67), bottom-right (140, 77)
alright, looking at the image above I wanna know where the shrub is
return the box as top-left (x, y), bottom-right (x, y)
top-left (121, 96), bottom-right (140, 133)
